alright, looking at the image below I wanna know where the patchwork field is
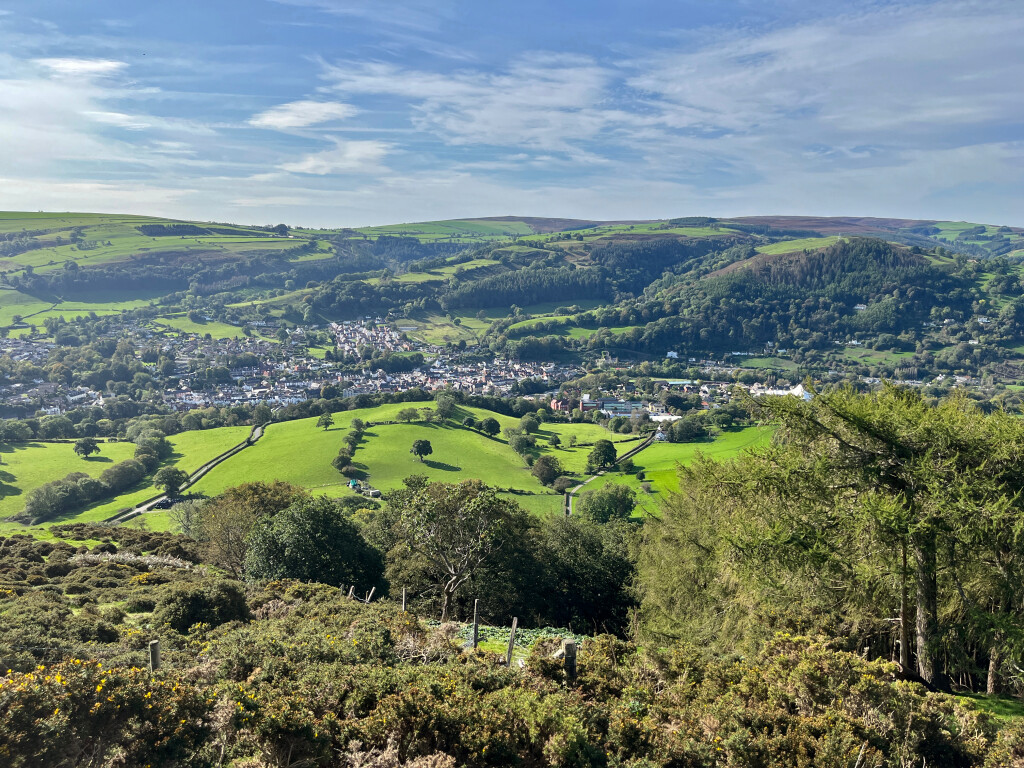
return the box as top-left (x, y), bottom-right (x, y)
top-left (0, 394), bottom-right (770, 534)
top-left (351, 219), bottom-right (535, 242)
top-left (0, 211), bottom-right (304, 277)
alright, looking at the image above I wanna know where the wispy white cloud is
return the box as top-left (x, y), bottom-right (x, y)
top-left (34, 57), bottom-right (125, 76)
top-left (250, 99), bottom-right (357, 130)
top-left (625, 1), bottom-right (1024, 158)
top-left (279, 137), bottom-right (391, 174)
top-left (322, 53), bottom-right (621, 154)
top-left (269, 0), bottom-right (457, 33)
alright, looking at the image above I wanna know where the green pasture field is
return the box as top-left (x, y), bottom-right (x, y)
top-left (756, 237), bottom-right (842, 255)
top-left (0, 212), bottom-right (173, 234)
top-left (0, 289), bottom-right (161, 329)
top-left (504, 314), bottom-right (641, 340)
top-left (566, 325), bottom-right (640, 340)
top-left (0, 426), bottom-right (251, 534)
top-left (397, 317), bottom-right (478, 345)
top-left (0, 211), bottom-right (305, 275)
top-left (226, 286), bottom-right (313, 310)
top-left (507, 315), bottom-right (575, 333)
top-left (580, 427), bottom-right (774, 515)
top-left (930, 221), bottom-right (1000, 241)
top-left (0, 440), bottom-right (138, 521)
top-left (517, 299), bottom-right (605, 315)
top-left (155, 314), bottom-right (245, 339)
top-left (394, 303), bottom-right (536, 346)
top-left (841, 347), bottom-right (915, 365)
top-left (738, 356), bottom-right (800, 371)
top-left (0, 289), bottom-right (52, 326)
top-left (188, 415), bottom-right (532, 498)
top-left (353, 219), bottom-right (535, 242)
top-left (5, 300), bottom-right (159, 330)
top-left (366, 258), bottom-right (500, 286)
top-left (397, 311), bottom-right (497, 345)
top-left (518, 222), bottom-right (735, 246)
top-left (407, 300), bottom-right (606, 344)
top-left (181, 405), bottom-right (626, 507)
top-left (71, 426), bottom-right (253, 524)
top-left (285, 240), bottom-right (335, 261)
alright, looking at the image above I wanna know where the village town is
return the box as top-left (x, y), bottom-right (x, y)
top-left (0, 314), bottom-right (835, 422)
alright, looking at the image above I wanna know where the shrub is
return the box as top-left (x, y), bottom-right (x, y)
top-left (0, 660), bottom-right (211, 767)
top-left (153, 579), bottom-right (249, 633)
top-left (552, 476), bottom-right (577, 493)
top-left (246, 497), bottom-right (386, 591)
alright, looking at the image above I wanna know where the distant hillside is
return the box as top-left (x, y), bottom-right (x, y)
top-left (4, 209), bottom-right (1024, 382)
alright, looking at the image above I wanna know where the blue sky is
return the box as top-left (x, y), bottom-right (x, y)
top-left (0, 0), bottom-right (1021, 227)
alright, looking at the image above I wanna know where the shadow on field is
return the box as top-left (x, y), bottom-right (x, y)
top-left (0, 470), bottom-right (21, 501)
top-left (423, 459), bottom-right (461, 472)
top-left (0, 441), bottom-right (48, 455)
top-left (83, 455), bottom-right (113, 463)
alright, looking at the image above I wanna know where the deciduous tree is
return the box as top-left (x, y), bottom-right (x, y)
top-left (586, 439), bottom-right (617, 472)
top-left (410, 439), bottom-right (433, 462)
top-left (400, 479), bottom-right (524, 621)
top-left (73, 437), bottom-right (100, 459)
top-left (154, 466), bottom-right (189, 496)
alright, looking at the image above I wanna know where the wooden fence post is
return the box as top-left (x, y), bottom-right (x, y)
top-left (505, 618), bottom-right (518, 667)
top-left (365, 586), bottom-right (375, 604)
top-left (149, 639), bottom-right (161, 673)
top-left (347, 586), bottom-right (355, 600)
top-left (401, 587), bottom-right (407, 612)
top-left (562, 639), bottom-right (577, 682)
top-left (472, 599), bottom-right (479, 649)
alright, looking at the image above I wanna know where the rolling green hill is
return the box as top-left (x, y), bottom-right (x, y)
top-left (0, 402), bottom-right (770, 534)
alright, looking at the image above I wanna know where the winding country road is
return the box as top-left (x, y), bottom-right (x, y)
top-left (105, 422), bottom-right (267, 524)
top-left (565, 431), bottom-right (657, 516)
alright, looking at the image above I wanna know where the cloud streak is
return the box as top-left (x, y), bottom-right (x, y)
top-left (33, 57), bottom-right (126, 76)
top-left (279, 138), bottom-right (391, 174)
top-left (250, 100), bottom-right (358, 130)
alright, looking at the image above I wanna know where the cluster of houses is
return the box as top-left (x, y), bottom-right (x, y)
top-left (331, 320), bottom-right (414, 358)
top-left (0, 312), bottom-right (984, 418)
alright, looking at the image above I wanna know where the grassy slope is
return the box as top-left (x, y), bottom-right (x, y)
top-left (0, 212), bottom-right (301, 278)
top-left (155, 314), bottom-right (245, 339)
top-left (0, 440), bottom-right (138, 519)
top-left (756, 236), bottom-right (842, 255)
top-left (353, 219), bottom-right (534, 242)
top-left (0, 426), bottom-right (251, 533)
top-left (185, 405), bottom-right (634, 511)
top-left (0, 404), bottom-right (772, 533)
top-left (584, 427), bottom-right (774, 515)
top-left (0, 289), bottom-right (52, 326)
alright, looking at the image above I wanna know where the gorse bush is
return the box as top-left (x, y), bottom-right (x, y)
top-left (153, 579), bottom-right (250, 634)
top-left (0, 659), bottom-right (210, 768)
